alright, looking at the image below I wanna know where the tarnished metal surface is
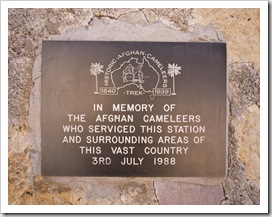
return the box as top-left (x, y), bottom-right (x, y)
top-left (41, 41), bottom-right (226, 176)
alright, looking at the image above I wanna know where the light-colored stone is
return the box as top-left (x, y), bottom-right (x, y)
top-left (92, 8), bottom-right (139, 20)
top-left (156, 8), bottom-right (195, 32)
top-left (118, 10), bottom-right (149, 26)
top-left (52, 18), bottom-right (223, 43)
top-left (142, 9), bottom-right (160, 24)
top-left (236, 105), bottom-right (260, 186)
top-left (8, 152), bottom-right (31, 204)
top-left (8, 57), bottom-right (34, 127)
top-left (195, 8), bottom-right (260, 69)
top-left (222, 61), bottom-right (260, 204)
top-left (120, 181), bottom-right (158, 205)
top-left (155, 181), bottom-right (224, 205)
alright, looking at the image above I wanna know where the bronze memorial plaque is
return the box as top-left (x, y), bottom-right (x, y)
top-left (41, 41), bottom-right (226, 177)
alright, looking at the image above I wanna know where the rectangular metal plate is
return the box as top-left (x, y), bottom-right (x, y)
top-left (41, 41), bottom-right (226, 177)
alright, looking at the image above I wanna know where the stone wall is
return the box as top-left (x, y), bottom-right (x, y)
top-left (8, 8), bottom-right (260, 205)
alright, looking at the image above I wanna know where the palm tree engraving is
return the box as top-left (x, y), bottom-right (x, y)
top-left (167, 63), bottom-right (182, 95)
top-left (90, 63), bottom-right (104, 94)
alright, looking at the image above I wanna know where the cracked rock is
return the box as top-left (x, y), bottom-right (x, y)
top-left (118, 10), bottom-right (149, 26)
top-left (120, 182), bottom-right (158, 205)
top-left (156, 8), bottom-right (195, 32)
top-left (221, 62), bottom-right (260, 204)
top-left (92, 8), bottom-right (140, 20)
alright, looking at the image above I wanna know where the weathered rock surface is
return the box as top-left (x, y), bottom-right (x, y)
top-left (221, 62), bottom-right (260, 204)
top-left (236, 105), bottom-right (260, 187)
top-left (221, 127), bottom-right (260, 205)
top-left (228, 62), bottom-right (260, 188)
top-left (195, 9), bottom-right (260, 69)
top-left (10, 176), bottom-right (158, 205)
top-left (228, 62), bottom-right (260, 117)
top-left (8, 8), bottom-right (260, 205)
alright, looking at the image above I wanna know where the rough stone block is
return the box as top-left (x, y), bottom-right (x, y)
top-left (154, 181), bottom-right (224, 205)
top-left (236, 105), bottom-right (260, 186)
